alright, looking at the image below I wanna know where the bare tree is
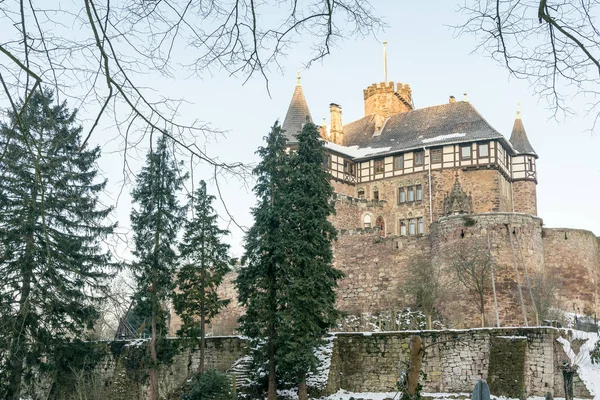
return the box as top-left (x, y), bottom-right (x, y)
top-left (530, 270), bottom-right (561, 322)
top-left (446, 238), bottom-right (491, 327)
top-left (458, 0), bottom-right (600, 124)
top-left (399, 256), bottom-right (444, 329)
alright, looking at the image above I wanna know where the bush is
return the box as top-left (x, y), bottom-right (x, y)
top-left (181, 370), bottom-right (233, 400)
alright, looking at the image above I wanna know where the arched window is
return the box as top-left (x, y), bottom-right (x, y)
top-left (363, 214), bottom-right (372, 228)
top-left (376, 216), bottom-right (385, 236)
top-left (357, 188), bottom-right (365, 199)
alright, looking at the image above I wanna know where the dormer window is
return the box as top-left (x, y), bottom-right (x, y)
top-left (479, 143), bottom-right (489, 158)
top-left (461, 145), bottom-right (471, 160)
top-left (374, 159), bottom-right (385, 174)
top-left (414, 151), bottom-right (425, 166)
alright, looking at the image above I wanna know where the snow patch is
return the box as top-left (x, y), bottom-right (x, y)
top-left (306, 336), bottom-right (335, 389)
top-left (324, 142), bottom-right (391, 158)
top-left (556, 329), bottom-right (600, 398)
top-left (422, 133), bottom-right (467, 144)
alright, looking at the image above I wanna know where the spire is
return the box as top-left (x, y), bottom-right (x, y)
top-left (443, 174), bottom-right (473, 216)
top-left (282, 72), bottom-right (313, 143)
top-left (509, 103), bottom-right (536, 156)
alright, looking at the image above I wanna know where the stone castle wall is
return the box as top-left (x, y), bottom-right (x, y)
top-left (44, 328), bottom-right (593, 399)
top-left (542, 228), bottom-right (599, 316)
top-left (513, 180), bottom-right (538, 215)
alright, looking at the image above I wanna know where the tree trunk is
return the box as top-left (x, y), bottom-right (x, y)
top-left (298, 373), bottom-right (308, 400)
top-left (149, 305), bottom-right (159, 400)
top-left (7, 267), bottom-right (31, 400)
top-left (406, 335), bottom-right (422, 398)
top-left (199, 298), bottom-right (205, 374)
top-left (268, 327), bottom-right (276, 400)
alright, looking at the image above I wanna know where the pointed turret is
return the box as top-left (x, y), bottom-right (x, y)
top-left (281, 70), bottom-right (313, 143)
top-left (509, 104), bottom-right (536, 157)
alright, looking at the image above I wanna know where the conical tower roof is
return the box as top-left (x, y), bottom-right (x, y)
top-left (281, 72), bottom-right (312, 143)
top-left (509, 104), bottom-right (537, 157)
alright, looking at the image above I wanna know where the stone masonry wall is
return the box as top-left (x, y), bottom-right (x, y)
top-left (542, 228), bottom-right (599, 316)
top-left (430, 213), bottom-right (545, 328)
top-left (326, 327), bottom-right (590, 398)
top-left (513, 180), bottom-right (537, 215)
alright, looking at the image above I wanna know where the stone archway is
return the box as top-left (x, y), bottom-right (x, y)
top-left (376, 216), bottom-right (385, 236)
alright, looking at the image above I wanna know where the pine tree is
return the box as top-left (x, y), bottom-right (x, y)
top-left (130, 134), bottom-right (186, 400)
top-left (236, 121), bottom-right (290, 400)
top-left (0, 88), bottom-right (116, 399)
top-left (278, 122), bottom-right (343, 400)
top-left (173, 180), bottom-right (231, 374)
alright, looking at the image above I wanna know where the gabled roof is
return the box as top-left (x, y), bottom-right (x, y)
top-left (340, 101), bottom-right (514, 160)
top-left (509, 110), bottom-right (536, 157)
top-left (281, 82), bottom-right (312, 143)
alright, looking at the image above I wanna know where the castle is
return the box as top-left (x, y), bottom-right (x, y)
top-left (171, 73), bottom-right (600, 335)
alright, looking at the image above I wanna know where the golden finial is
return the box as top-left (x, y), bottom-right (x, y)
top-left (517, 102), bottom-right (521, 119)
top-left (297, 69), bottom-right (301, 86)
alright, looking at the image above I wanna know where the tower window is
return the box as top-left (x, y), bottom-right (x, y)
top-left (528, 158), bottom-right (533, 171)
top-left (407, 186), bottom-right (415, 202)
top-left (374, 159), bottom-right (385, 174)
top-left (461, 145), bottom-right (471, 160)
top-left (363, 214), bottom-right (372, 228)
top-left (431, 148), bottom-right (442, 163)
top-left (416, 185), bottom-right (423, 201)
top-left (414, 151), bottom-right (425, 166)
top-left (479, 143), bottom-right (489, 158)
top-left (409, 219), bottom-right (416, 235)
top-left (398, 187), bottom-right (406, 204)
top-left (400, 220), bottom-right (407, 236)
top-left (418, 217), bottom-right (424, 234)
top-left (394, 155), bottom-right (404, 170)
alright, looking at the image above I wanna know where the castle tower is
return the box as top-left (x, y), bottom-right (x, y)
top-left (509, 104), bottom-right (538, 215)
top-left (329, 103), bottom-right (343, 144)
top-left (363, 81), bottom-right (413, 119)
top-left (282, 71), bottom-right (313, 143)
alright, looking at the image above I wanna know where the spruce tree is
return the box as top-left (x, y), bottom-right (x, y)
top-left (0, 88), bottom-right (116, 400)
top-left (130, 134), bottom-right (186, 400)
top-left (173, 180), bottom-right (231, 374)
top-left (236, 121), bottom-right (289, 400)
top-left (278, 122), bottom-right (343, 400)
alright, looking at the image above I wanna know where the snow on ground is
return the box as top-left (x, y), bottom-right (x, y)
top-left (306, 335), bottom-right (335, 389)
top-left (317, 391), bottom-right (591, 400)
top-left (556, 329), bottom-right (600, 399)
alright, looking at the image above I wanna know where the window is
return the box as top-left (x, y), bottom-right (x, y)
top-left (528, 158), bottom-right (533, 171)
top-left (461, 145), bottom-right (471, 160)
top-left (407, 186), bottom-right (415, 202)
top-left (414, 151), bottom-right (425, 166)
top-left (376, 216), bottom-right (385, 236)
top-left (394, 155), bottom-right (404, 170)
top-left (363, 214), bottom-right (372, 228)
top-left (344, 160), bottom-right (355, 175)
top-left (323, 155), bottom-right (331, 168)
top-left (409, 219), bottom-right (416, 235)
top-left (373, 188), bottom-right (379, 201)
top-left (357, 188), bottom-right (365, 199)
top-left (479, 143), bottom-right (489, 158)
top-left (431, 148), bottom-right (442, 163)
top-left (400, 220), bottom-right (407, 236)
top-left (398, 187), bottom-right (406, 203)
top-left (418, 217), bottom-right (424, 234)
top-left (505, 152), bottom-right (510, 167)
top-left (374, 159), bottom-right (385, 174)
top-left (416, 185), bottom-right (423, 201)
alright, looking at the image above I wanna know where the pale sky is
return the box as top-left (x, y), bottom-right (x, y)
top-left (4, 0), bottom-right (599, 259)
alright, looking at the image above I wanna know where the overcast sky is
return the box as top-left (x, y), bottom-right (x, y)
top-left (7, 0), bottom-right (597, 259)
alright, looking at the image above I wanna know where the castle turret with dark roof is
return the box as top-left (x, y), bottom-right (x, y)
top-left (509, 105), bottom-right (538, 215)
top-left (281, 72), bottom-right (312, 144)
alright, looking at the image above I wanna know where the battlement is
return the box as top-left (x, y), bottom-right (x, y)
top-left (363, 81), bottom-right (413, 117)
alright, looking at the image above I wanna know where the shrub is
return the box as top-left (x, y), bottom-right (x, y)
top-left (181, 370), bottom-right (233, 400)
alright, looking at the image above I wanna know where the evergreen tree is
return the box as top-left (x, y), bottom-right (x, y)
top-left (278, 122), bottom-right (343, 400)
top-left (0, 88), bottom-right (116, 399)
top-left (173, 180), bottom-right (231, 373)
top-left (236, 121), bottom-right (290, 400)
top-left (130, 134), bottom-right (186, 400)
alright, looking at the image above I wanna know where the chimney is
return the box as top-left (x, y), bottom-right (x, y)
top-left (449, 95), bottom-right (456, 104)
top-left (329, 103), bottom-right (343, 144)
